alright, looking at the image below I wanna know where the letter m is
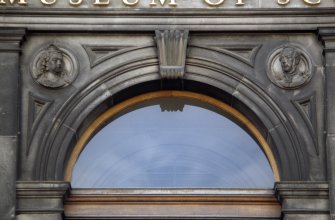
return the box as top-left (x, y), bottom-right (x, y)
top-left (150, 0), bottom-right (177, 6)
top-left (0, 0), bottom-right (27, 5)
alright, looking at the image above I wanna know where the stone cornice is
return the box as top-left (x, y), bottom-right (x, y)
top-left (1, 8), bottom-right (335, 31)
top-left (0, 28), bottom-right (25, 52)
top-left (2, 7), bottom-right (335, 16)
top-left (318, 27), bottom-right (335, 51)
top-left (275, 182), bottom-right (329, 217)
top-left (275, 181), bottom-right (329, 198)
top-left (16, 181), bottom-right (70, 214)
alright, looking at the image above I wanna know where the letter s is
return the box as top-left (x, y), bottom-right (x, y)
top-left (123, 0), bottom-right (138, 6)
top-left (304, 0), bottom-right (320, 5)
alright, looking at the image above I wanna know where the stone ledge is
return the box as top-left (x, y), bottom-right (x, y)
top-left (275, 182), bottom-right (330, 219)
top-left (0, 28), bottom-right (25, 52)
top-left (275, 181), bottom-right (329, 197)
top-left (16, 181), bottom-right (70, 215)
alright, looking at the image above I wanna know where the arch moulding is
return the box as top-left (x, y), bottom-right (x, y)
top-left (32, 44), bottom-right (311, 182)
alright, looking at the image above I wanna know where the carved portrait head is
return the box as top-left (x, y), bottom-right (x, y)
top-left (267, 44), bottom-right (312, 89)
top-left (40, 45), bottom-right (64, 76)
top-left (279, 47), bottom-right (301, 75)
top-left (30, 44), bottom-right (78, 88)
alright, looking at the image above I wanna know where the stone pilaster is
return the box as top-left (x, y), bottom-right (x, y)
top-left (276, 182), bottom-right (329, 220)
top-left (0, 28), bottom-right (26, 220)
top-left (319, 28), bottom-right (335, 220)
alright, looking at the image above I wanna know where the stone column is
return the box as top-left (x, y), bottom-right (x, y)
top-left (319, 28), bottom-right (335, 220)
top-left (0, 28), bottom-right (26, 220)
top-left (276, 182), bottom-right (329, 220)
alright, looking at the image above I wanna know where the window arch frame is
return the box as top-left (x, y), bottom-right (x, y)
top-left (64, 90), bottom-right (280, 183)
top-left (63, 90), bottom-right (282, 219)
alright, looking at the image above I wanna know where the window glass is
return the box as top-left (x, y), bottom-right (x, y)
top-left (72, 97), bottom-right (274, 188)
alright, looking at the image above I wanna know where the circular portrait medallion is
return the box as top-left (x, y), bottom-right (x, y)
top-left (267, 45), bottom-right (312, 89)
top-left (30, 44), bottom-right (78, 88)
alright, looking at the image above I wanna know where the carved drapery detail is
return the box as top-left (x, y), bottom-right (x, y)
top-left (155, 30), bottom-right (189, 79)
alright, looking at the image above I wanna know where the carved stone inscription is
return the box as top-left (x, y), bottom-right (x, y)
top-left (30, 44), bottom-right (78, 88)
top-left (0, 0), bottom-right (326, 8)
top-left (267, 45), bottom-right (312, 89)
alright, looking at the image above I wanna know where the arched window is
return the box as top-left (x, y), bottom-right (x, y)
top-left (64, 91), bottom-right (281, 219)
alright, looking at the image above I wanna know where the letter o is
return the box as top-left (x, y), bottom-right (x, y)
top-left (277, 0), bottom-right (290, 5)
top-left (41, 0), bottom-right (57, 5)
top-left (204, 0), bottom-right (224, 6)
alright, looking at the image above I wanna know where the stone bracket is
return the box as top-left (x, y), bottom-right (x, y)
top-left (155, 30), bottom-right (189, 79)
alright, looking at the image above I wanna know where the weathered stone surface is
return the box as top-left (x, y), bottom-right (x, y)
top-left (0, 28), bottom-right (25, 220)
top-left (16, 181), bottom-right (69, 220)
top-left (0, 3), bottom-right (331, 220)
top-left (0, 0), bottom-right (333, 8)
top-left (276, 182), bottom-right (329, 220)
top-left (1, 8), bottom-right (335, 32)
top-left (0, 137), bottom-right (17, 220)
top-left (318, 28), bottom-right (335, 220)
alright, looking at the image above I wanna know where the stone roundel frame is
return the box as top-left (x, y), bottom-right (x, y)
top-left (33, 44), bottom-right (311, 182)
top-left (30, 43), bottom-right (79, 89)
top-left (266, 44), bottom-right (313, 90)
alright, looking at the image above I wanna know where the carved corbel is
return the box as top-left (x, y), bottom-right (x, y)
top-left (155, 30), bottom-right (189, 79)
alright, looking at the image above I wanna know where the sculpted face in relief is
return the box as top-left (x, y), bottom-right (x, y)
top-left (267, 45), bottom-right (312, 89)
top-left (31, 44), bottom-right (78, 88)
top-left (279, 47), bottom-right (301, 83)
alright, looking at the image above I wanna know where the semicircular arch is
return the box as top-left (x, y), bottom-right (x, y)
top-left (34, 46), bottom-right (309, 181)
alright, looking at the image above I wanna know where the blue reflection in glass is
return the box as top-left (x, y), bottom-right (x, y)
top-left (72, 97), bottom-right (275, 188)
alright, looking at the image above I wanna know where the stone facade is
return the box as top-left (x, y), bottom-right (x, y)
top-left (0, 1), bottom-right (335, 219)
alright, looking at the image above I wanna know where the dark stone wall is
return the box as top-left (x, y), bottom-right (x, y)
top-left (0, 8), bottom-right (334, 220)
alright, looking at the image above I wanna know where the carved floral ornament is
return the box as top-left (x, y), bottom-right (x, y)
top-left (30, 44), bottom-right (78, 88)
top-left (267, 45), bottom-right (312, 89)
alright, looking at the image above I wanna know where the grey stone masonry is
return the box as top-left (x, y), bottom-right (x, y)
top-left (0, 28), bottom-right (25, 220)
top-left (16, 181), bottom-right (70, 220)
top-left (319, 27), bottom-right (335, 220)
top-left (276, 182), bottom-right (329, 220)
